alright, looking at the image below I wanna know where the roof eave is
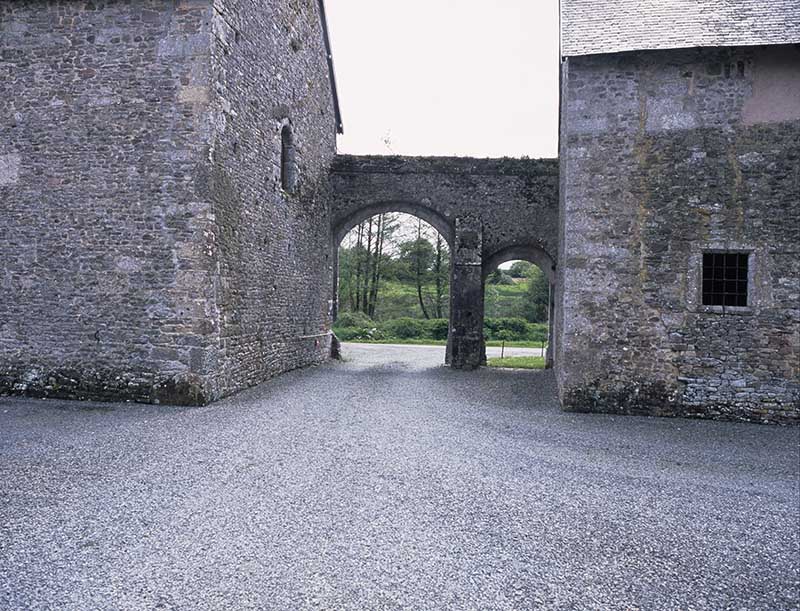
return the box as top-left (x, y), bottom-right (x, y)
top-left (561, 38), bottom-right (800, 58)
top-left (317, 0), bottom-right (343, 135)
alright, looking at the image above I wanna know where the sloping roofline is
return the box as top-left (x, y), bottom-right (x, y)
top-left (317, 0), bottom-right (343, 134)
top-left (560, 0), bottom-right (800, 58)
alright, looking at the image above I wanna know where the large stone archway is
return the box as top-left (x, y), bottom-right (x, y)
top-left (332, 201), bottom-right (454, 248)
top-left (329, 200), bottom-right (454, 320)
top-left (330, 154), bottom-right (559, 369)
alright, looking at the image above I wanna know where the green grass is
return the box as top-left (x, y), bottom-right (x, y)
top-left (487, 356), bottom-right (546, 370)
top-left (358, 280), bottom-right (449, 320)
top-left (484, 282), bottom-right (528, 318)
top-left (486, 283), bottom-right (527, 297)
top-left (486, 340), bottom-right (546, 348)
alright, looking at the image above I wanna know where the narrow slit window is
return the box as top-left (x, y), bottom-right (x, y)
top-left (281, 125), bottom-right (296, 193)
top-left (702, 252), bottom-right (748, 307)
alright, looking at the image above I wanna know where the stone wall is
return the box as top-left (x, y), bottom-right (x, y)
top-left (330, 154), bottom-right (559, 369)
top-left (6, 3), bottom-right (796, 419)
top-left (330, 155), bottom-right (559, 268)
top-left (200, 0), bottom-right (337, 398)
top-left (0, 0), bottom-right (217, 404)
top-left (0, 0), bottom-right (339, 404)
top-left (558, 44), bottom-right (800, 423)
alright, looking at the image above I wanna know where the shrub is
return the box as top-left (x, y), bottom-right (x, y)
top-left (384, 317), bottom-right (425, 339)
top-left (528, 323), bottom-right (549, 344)
top-left (334, 325), bottom-right (385, 341)
top-left (423, 318), bottom-right (450, 340)
top-left (483, 317), bottom-right (530, 340)
top-left (335, 311), bottom-right (374, 328)
top-left (487, 270), bottom-right (515, 285)
top-left (333, 326), bottom-right (359, 341)
top-left (481, 317), bottom-right (550, 342)
top-left (335, 315), bottom-right (548, 345)
top-left (496, 330), bottom-right (515, 342)
top-left (333, 311), bottom-right (385, 342)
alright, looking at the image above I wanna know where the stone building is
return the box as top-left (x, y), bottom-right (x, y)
top-left (1, 0), bottom-right (341, 403)
top-left (1, 0), bottom-right (798, 422)
top-left (557, 0), bottom-right (800, 422)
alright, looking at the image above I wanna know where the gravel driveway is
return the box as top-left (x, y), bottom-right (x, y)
top-left (1, 343), bottom-right (798, 609)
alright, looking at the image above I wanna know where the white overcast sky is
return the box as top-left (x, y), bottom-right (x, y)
top-left (325, 0), bottom-right (560, 159)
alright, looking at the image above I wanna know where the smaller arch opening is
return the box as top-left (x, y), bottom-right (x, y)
top-left (482, 245), bottom-right (556, 370)
top-left (280, 124), bottom-right (296, 193)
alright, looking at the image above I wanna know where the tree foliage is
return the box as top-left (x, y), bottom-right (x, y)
top-left (483, 262), bottom-right (550, 323)
top-left (508, 260), bottom-right (533, 278)
top-left (522, 265), bottom-right (550, 323)
top-left (487, 269), bottom-right (515, 285)
top-left (338, 214), bottom-right (450, 321)
top-left (338, 213), bottom-right (399, 318)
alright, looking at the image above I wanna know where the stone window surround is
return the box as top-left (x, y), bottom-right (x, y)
top-left (279, 119), bottom-right (297, 195)
top-left (687, 244), bottom-right (761, 315)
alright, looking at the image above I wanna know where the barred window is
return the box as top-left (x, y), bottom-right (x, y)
top-left (702, 252), bottom-right (748, 307)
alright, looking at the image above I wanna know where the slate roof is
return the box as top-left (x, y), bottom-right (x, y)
top-left (560, 0), bottom-right (800, 57)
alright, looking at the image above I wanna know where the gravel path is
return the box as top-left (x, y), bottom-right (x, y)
top-left (1, 344), bottom-right (798, 610)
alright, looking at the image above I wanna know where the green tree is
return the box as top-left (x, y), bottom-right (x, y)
top-left (337, 214), bottom-right (449, 322)
top-left (337, 213), bottom-right (398, 318)
top-left (487, 269), bottom-right (514, 285)
top-left (398, 231), bottom-right (435, 318)
top-left (508, 260), bottom-right (533, 278)
top-left (522, 266), bottom-right (550, 323)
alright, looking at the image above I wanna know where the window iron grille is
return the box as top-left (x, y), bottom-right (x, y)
top-left (702, 252), bottom-right (748, 307)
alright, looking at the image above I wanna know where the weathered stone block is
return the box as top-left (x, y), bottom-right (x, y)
top-left (0, 154), bottom-right (20, 185)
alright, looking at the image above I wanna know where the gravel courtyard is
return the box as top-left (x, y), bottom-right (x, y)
top-left (1, 343), bottom-right (798, 610)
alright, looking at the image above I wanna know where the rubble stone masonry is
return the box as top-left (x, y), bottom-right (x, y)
top-left (2, 1), bottom-right (798, 422)
top-left (557, 45), bottom-right (800, 423)
top-left (0, 0), bottom-right (337, 403)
